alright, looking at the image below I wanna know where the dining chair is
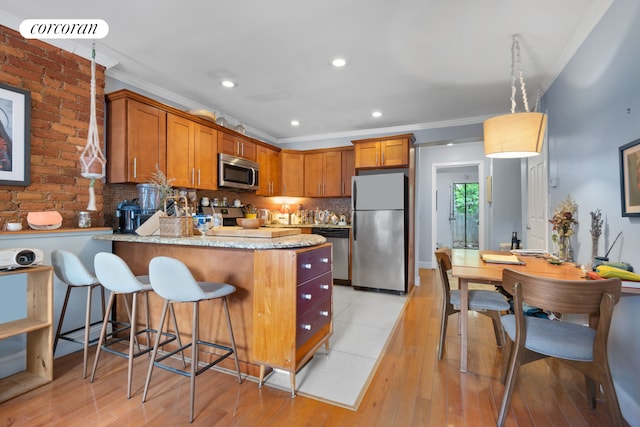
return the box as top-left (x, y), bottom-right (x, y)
top-left (497, 269), bottom-right (623, 427)
top-left (434, 248), bottom-right (510, 359)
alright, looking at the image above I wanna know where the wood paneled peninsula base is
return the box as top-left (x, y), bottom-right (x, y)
top-left (93, 232), bottom-right (333, 395)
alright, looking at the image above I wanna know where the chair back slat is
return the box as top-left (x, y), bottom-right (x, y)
top-left (502, 269), bottom-right (621, 315)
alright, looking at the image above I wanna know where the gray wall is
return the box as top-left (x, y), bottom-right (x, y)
top-left (541, 0), bottom-right (640, 422)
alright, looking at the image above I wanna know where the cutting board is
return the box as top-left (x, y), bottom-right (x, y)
top-left (207, 227), bottom-right (301, 238)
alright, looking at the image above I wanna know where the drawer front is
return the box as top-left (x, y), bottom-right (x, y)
top-left (296, 297), bottom-right (331, 348)
top-left (297, 271), bottom-right (332, 316)
top-left (297, 245), bottom-right (332, 284)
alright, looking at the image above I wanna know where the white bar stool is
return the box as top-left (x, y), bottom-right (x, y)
top-left (142, 256), bottom-right (242, 423)
top-left (51, 249), bottom-right (106, 378)
top-left (90, 252), bottom-right (185, 398)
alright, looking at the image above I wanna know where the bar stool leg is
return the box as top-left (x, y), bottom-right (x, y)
top-left (142, 300), bottom-right (170, 403)
top-left (222, 297), bottom-right (242, 383)
top-left (190, 301), bottom-right (199, 423)
top-left (127, 292), bottom-right (138, 398)
top-left (53, 286), bottom-right (72, 355)
top-left (90, 291), bottom-right (118, 384)
top-left (82, 285), bottom-right (94, 379)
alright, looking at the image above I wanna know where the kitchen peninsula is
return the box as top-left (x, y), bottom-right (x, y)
top-left (93, 231), bottom-right (332, 395)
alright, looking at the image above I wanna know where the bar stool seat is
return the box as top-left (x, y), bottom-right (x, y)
top-left (52, 249), bottom-right (106, 378)
top-left (90, 252), bottom-right (184, 398)
top-left (142, 256), bottom-right (242, 423)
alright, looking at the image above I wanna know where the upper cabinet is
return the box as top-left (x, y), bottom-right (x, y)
top-left (106, 92), bottom-right (167, 183)
top-left (281, 151), bottom-right (304, 197)
top-left (341, 148), bottom-right (355, 197)
top-left (256, 145), bottom-right (280, 196)
top-left (166, 114), bottom-right (218, 190)
top-left (304, 148), bottom-right (353, 198)
top-left (352, 134), bottom-right (415, 169)
top-left (219, 132), bottom-right (257, 162)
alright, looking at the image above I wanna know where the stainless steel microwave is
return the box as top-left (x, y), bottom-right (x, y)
top-left (218, 153), bottom-right (260, 191)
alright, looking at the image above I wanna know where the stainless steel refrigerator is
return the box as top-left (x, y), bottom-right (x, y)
top-left (351, 172), bottom-right (408, 293)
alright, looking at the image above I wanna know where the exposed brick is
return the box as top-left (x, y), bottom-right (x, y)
top-left (0, 24), bottom-right (106, 227)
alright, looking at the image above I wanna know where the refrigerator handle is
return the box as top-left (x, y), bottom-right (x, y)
top-left (353, 212), bottom-right (357, 241)
top-left (352, 180), bottom-right (357, 210)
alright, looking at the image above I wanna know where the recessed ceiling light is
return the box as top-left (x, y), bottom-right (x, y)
top-left (446, 142), bottom-right (454, 146)
top-left (371, 111), bottom-right (382, 118)
top-left (221, 80), bottom-right (236, 88)
top-left (290, 120), bottom-right (300, 126)
top-left (332, 58), bottom-right (347, 68)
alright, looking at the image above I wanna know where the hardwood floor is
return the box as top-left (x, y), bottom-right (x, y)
top-left (0, 269), bottom-right (624, 426)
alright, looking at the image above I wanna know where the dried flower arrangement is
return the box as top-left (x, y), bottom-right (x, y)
top-left (147, 164), bottom-right (175, 206)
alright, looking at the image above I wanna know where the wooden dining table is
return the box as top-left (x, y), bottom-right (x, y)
top-left (450, 249), bottom-right (586, 373)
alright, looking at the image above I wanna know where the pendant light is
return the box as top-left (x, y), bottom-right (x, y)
top-left (483, 36), bottom-right (547, 158)
top-left (79, 41), bottom-right (107, 210)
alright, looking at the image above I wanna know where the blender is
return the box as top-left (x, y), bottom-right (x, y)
top-left (137, 183), bottom-right (160, 224)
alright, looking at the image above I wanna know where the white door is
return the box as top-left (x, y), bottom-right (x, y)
top-left (526, 147), bottom-right (548, 250)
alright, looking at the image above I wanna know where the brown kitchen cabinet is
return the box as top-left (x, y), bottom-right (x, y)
top-left (341, 148), bottom-right (355, 197)
top-left (166, 113), bottom-right (218, 190)
top-left (280, 150), bottom-right (305, 196)
top-left (352, 133), bottom-right (415, 169)
top-left (219, 131), bottom-right (257, 162)
top-left (304, 150), bottom-right (342, 197)
top-left (106, 92), bottom-right (167, 183)
top-left (256, 145), bottom-right (280, 196)
top-left (253, 243), bottom-right (332, 397)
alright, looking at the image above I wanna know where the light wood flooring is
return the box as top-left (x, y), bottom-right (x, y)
top-left (0, 269), bottom-right (624, 426)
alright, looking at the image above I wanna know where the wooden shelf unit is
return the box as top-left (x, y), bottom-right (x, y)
top-left (0, 265), bottom-right (54, 403)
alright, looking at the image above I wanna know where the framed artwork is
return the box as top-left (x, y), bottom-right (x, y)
top-left (0, 83), bottom-right (31, 186)
top-left (619, 138), bottom-right (640, 217)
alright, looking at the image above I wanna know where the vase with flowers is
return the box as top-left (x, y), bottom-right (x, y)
top-left (549, 196), bottom-right (578, 262)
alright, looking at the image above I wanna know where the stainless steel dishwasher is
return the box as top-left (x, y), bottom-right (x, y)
top-left (311, 227), bottom-right (350, 285)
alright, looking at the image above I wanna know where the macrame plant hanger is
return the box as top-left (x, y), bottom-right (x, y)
top-left (79, 40), bottom-right (107, 211)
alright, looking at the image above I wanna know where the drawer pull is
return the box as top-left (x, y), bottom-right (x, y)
top-left (320, 311), bottom-right (329, 317)
top-left (301, 293), bottom-right (312, 300)
top-left (301, 324), bottom-right (312, 330)
top-left (320, 284), bottom-right (329, 290)
top-left (320, 257), bottom-right (329, 263)
top-left (302, 263), bottom-right (312, 269)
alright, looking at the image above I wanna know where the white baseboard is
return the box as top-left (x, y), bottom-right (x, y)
top-left (615, 380), bottom-right (640, 426)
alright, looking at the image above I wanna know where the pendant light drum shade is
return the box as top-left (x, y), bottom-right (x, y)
top-left (483, 112), bottom-right (547, 158)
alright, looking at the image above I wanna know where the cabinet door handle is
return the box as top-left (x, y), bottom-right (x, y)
top-left (320, 257), bottom-right (329, 263)
top-left (191, 168), bottom-right (195, 185)
top-left (382, 151), bottom-right (385, 164)
top-left (197, 169), bottom-right (201, 185)
top-left (301, 324), bottom-right (312, 331)
top-left (302, 263), bottom-right (312, 269)
top-left (320, 311), bottom-right (329, 317)
top-left (320, 284), bottom-right (329, 290)
top-left (133, 157), bottom-right (137, 179)
top-left (301, 293), bottom-right (312, 300)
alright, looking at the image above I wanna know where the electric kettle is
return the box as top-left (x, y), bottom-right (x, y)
top-left (116, 200), bottom-right (141, 233)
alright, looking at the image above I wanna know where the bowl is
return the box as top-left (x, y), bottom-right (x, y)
top-left (236, 218), bottom-right (264, 229)
top-left (5, 222), bottom-right (22, 231)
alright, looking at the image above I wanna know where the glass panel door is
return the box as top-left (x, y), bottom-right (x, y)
top-left (452, 182), bottom-right (479, 249)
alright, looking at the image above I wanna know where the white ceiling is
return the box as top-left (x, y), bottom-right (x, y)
top-left (0, 0), bottom-right (613, 145)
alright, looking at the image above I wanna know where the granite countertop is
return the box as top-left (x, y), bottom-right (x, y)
top-left (93, 231), bottom-right (326, 249)
top-left (265, 223), bottom-right (351, 229)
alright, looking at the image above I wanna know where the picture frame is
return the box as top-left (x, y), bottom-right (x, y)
top-left (619, 138), bottom-right (640, 217)
top-left (0, 83), bottom-right (31, 186)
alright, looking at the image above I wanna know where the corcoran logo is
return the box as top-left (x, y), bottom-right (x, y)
top-left (19, 19), bottom-right (109, 39)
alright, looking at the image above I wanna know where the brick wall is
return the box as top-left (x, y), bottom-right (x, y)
top-left (0, 25), bottom-right (106, 229)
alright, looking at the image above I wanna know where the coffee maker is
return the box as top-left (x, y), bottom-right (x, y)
top-left (117, 184), bottom-right (160, 233)
top-left (116, 200), bottom-right (141, 233)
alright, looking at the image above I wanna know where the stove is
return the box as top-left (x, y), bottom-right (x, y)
top-left (201, 206), bottom-right (244, 226)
